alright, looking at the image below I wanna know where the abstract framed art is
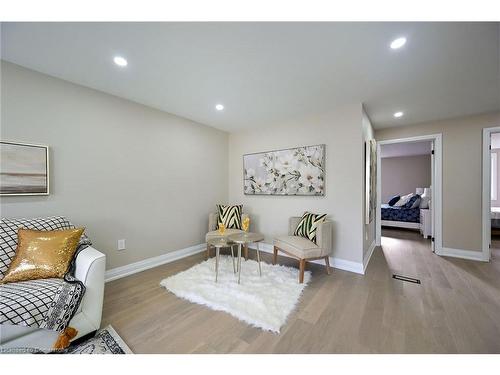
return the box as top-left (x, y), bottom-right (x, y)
top-left (243, 144), bottom-right (325, 196)
top-left (0, 141), bottom-right (50, 196)
top-left (365, 139), bottom-right (377, 224)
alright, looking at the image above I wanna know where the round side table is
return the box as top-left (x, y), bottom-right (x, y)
top-left (206, 237), bottom-right (236, 282)
top-left (227, 232), bottom-right (264, 284)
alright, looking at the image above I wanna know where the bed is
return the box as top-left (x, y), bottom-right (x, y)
top-left (381, 204), bottom-right (421, 230)
top-left (491, 207), bottom-right (500, 235)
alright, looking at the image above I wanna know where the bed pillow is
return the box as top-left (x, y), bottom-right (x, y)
top-left (388, 195), bottom-right (400, 206)
top-left (405, 194), bottom-right (421, 209)
top-left (394, 193), bottom-right (413, 207)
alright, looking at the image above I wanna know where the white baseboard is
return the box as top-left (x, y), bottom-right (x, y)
top-left (363, 240), bottom-right (376, 272)
top-left (105, 240), bottom-right (367, 282)
top-left (437, 247), bottom-right (489, 262)
top-left (249, 242), bottom-right (364, 275)
top-left (105, 243), bottom-right (206, 282)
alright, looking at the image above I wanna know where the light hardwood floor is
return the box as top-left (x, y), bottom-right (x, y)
top-left (101, 228), bottom-right (500, 353)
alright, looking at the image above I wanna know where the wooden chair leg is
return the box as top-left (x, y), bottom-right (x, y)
top-left (299, 259), bottom-right (306, 283)
top-left (273, 246), bottom-right (278, 265)
top-left (244, 244), bottom-right (248, 260)
top-left (206, 243), bottom-right (211, 259)
top-left (324, 256), bottom-right (331, 275)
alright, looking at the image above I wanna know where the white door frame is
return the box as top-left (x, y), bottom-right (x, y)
top-left (376, 133), bottom-right (443, 255)
top-left (481, 127), bottom-right (500, 261)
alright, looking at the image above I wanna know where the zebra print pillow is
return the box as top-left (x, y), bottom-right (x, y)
top-left (217, 204), bottom-right (243, 230)
top-left (293, 212), bottom-right (327, 244)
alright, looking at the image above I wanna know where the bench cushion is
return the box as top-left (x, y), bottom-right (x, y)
top-left (274, 235), bottom-right (328, 259)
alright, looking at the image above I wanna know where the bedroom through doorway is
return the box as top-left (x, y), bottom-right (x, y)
top-left (375, 134), bottom-right (442, 255)
top-left (486, 130), bottom-right (500, 261)
top-left (379, 140), bottom-right (433, 247)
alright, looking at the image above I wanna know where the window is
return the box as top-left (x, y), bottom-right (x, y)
top-left (491, 152), bottom-right (497, 201)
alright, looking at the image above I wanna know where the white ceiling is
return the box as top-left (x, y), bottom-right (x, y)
top-left (381, 141), bottom-right (432, 158)
top-left (1, 22), bottom-right (499, 132)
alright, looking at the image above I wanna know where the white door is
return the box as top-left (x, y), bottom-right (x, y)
top-left (431, 140), bottom-right (435, 252)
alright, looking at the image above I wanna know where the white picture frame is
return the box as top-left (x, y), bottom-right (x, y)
top-left (243, 144), bottom-right (325, 196)
top-left (365, 139), bottom-right (377, 224)
top-left (0, 141), bottom-right (50, 196)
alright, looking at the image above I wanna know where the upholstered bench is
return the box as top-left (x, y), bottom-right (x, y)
top-left (273, 216), bottom-right (333, 283)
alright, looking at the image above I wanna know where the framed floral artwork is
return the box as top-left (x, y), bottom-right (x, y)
top-left (243, 144), bottom-right (325, 196)
top-left (0, 141), bottom-right (49, 196)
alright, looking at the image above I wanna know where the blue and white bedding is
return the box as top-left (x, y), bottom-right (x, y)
top-left (381, 204), bottom-right (420, 223)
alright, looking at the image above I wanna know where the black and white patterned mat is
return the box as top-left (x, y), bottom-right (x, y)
top-left (0, 325), bottom-right (132, 354)
top-left (67, 325), bottom-right (132, 354)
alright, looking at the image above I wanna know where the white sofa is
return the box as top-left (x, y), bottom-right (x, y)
top-left (0, 246), bottom-right (106, 351)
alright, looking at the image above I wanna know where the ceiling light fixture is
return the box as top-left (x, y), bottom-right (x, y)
top-left (113, 56), bottom-right (128, 67)
top-left (390, 37), bottom-right (407, 49)
top-left (393, 111), bottom-right (404, 118)
top-left (215, 104), bottom-right (224, 111)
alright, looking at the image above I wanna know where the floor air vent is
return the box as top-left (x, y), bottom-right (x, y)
top-left (392, 274), bottom-right (421, 284)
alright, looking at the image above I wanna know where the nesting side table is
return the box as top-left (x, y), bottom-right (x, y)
top-left (206, 237), bottom-right (236, 282)
top-left (227, 232), bottom-right (264, 284)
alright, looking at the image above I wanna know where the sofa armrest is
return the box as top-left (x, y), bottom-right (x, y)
top-left (74, 246), bottom-right (106, 332)
top-left (288, 217), bottom-right (301, 236)
top-left (316, 221), bottom-right (333, 255)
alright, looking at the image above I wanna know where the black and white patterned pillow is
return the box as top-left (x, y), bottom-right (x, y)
top-left (293, 212), bottom-right (327, 244)
top-left (217, 204), bottom-right (243, 230)
top-left (0, 216), bottom-right (91, 280)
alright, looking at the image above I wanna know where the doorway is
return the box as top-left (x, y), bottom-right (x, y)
top-left (481, 127), bottom-right (500, 261)
top-left (376, 134), bottom-right (442, 254)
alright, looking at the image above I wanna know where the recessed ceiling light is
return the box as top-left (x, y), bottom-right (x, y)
top-left (393, 111), bottom-right (404, 118)
top-left (390, 37), bottom-right (407, 50)
top-left (113, 56), bottom-right (128, 67)
top-left (215, 104), bottom-right (224, 111)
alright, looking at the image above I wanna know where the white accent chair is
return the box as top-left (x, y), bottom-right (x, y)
top-left (205, 213), bottom-right (250, 260)
top-left (273, 217), bottom-right (333, 283)
top-left (0, 246), bottom-right (106, 351)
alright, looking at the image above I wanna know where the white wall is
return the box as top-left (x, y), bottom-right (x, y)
top-left (381, 154), bottom-right (431, 203)
top-left (0, 61), bottom-right (229, 269)
top-left (228, 104), bottom-right (365, 264)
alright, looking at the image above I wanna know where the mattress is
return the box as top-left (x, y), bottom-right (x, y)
top-left (381, 204), bottom-right (420, 223)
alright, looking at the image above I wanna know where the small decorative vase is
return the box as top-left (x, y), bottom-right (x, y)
top-left (242, 217), bottom-right (250, 235)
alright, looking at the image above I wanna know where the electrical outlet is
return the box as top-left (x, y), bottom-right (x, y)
top-left (117, 239), bottom-right (126, 251)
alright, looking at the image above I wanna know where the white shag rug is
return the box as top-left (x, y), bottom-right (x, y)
top-left (160, 256), bottom-right (311, 333)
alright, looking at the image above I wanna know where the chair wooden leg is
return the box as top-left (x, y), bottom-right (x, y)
top-left (244, 244), bottom-right (248, 260)
top-left (324, 256), bottom-right (331, 275)
top-left (206, 243), bottom-right (211, 259)
top-left (299, 259), bottom-right (306, 283)
top-left (273, 246), bottom-right (278, 265)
